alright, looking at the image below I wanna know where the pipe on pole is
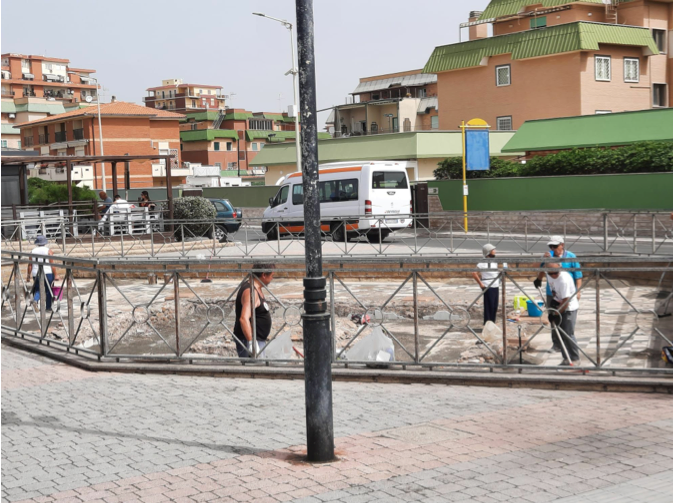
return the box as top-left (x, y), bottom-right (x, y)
top-left (296, 0), bottom-right (335, 463)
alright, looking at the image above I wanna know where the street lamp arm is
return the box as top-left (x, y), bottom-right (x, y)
top-left (252, 12), bottom-right (292, 28)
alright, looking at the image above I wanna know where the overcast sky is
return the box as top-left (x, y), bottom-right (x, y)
top-left (1, 0), bottom-right (490, 127)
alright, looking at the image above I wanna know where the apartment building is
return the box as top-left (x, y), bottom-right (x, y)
top-left (1, 53), bottom-right (97, 149)
top-left (425, 0), bottom-right (671, 130)
top-left (17, 101), bottom-right (184, 189)
top-left (179, 108), bottom-right (328, 172)
top-left (326, 69), bottom-right (439, 137)
top-left (144, 79), bottom-right (226, 113)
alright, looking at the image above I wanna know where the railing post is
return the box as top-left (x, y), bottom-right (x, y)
top-left (13, 259), bottom-right (21, 333)
top-left (38, 265), bottom-right (46, 338)
top-left (330, 272), bottom-right (336, 362)
top-left (174, 272), bottom-right (181, 356)
top-left (603, 213), bottom-right (608, 253)
top-left (501, 271), bottom-right (507, 365)
top-left (60, 220), bottom-right (66, 253)
top-left (250, 271), bottom-right (257, 359)
top-left (413, 271), bottom-right (419, 363)
top-left (66, 268), bottom-right (75, 347)
top-left (97, 270), bottom-right (107, 357)
top-left (652, 213), bottom-right (657, 255)
top-left (633, 216), bottom-right (637, 254)
top-left (595, 270), bottom-right (601, 367)
top-left (150, 221), bottom-right (155, 258)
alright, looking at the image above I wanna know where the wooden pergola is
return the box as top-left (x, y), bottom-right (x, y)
top-left (0, 154), bottom-right (176, 219)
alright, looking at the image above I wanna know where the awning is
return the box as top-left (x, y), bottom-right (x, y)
top-left (22, 73), bottom-right (34, 79)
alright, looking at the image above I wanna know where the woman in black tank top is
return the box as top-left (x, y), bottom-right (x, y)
top-left (233, 264), bottom-right (275, 358)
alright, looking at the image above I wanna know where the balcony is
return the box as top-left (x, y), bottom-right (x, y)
top-left (24, 137), bottom-right (34, 147)
top-left (55, 131), bottom-right (67, 142)
top-left (152, 165), bottom-right (191, 177)
top-left (73, 128), bottom-right (84, 140)
top-left (38, 134), bottom-right (49, 145)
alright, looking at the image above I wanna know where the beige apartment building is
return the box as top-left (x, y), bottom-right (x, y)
top-left (144, 79), bottom-right (226, 113)
top-left (326, 69), bottom-right (439, 137)
top-left (425, 0), bottom-right (671, 130)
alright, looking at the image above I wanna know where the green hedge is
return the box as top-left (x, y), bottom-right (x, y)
top-left (434, 141), bottom-right (673, 180)
top-left (28, 178), bottom-right (97, 206)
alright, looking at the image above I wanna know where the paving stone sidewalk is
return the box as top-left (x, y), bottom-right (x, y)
top-left (2, 344), bottom-right (672, 503)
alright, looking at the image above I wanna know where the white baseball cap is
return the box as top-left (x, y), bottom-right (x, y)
top-left (482, 243), bottom-right (496, 257)
top-left (547, 235), bottom-right (564, 246)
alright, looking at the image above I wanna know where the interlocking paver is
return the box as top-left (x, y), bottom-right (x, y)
top-left (3, 345), bottom-right (673, 503)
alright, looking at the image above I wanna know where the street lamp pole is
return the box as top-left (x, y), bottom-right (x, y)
top-left (295, 0), bottom-right (334, 463)
top-left (69, 71), bottom-right (106, 191)
top-left (252, 12), bottom-right (302, 174)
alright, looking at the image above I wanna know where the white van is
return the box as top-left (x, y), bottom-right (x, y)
top-left (262, 161), bottom-right (413, 242)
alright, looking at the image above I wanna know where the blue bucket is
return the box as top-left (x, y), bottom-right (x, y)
top-left (526, 300), bottom-right (545, 317)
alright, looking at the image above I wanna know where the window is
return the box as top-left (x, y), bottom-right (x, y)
top-left (191, 123), bottom-right (198, 130)
top-left (226, 142), bottom-right (233, 151)
top-left (215, 163), bottom-right (222, 169)
top-left (595, 56), bottom-right (611, 81)
top-left (595, 110), bottom-right (612, 114)
top-left (249, 119), bottom-right (273, 130)
top-left (318, 179), bottom-right (359, 203)
top-left (372, 172), bottom-right (408, 189)
top-left (292, 184), bottom-right (303, 205)
top-left (191, 100), bottom-right (196, 107)
top-left (653, 84), bottom-right (667, 107)
top-left (210, 98), bottom-right (215, 106)
top-left (17, 140), bottom-right (21, 149)
top-left (624, 58), bottom-right (639, 83)
top-left (259, 143), bottom-right (264, 149)
top-left (496, 116), bottom-right (513, 131)
top-left (275, 185), bottom-right (289, 206)
top-left (431, 116), bottom-right (439, 129)
top-left (214, 142), bottom-right (220, 151)
top-left (227, 162), bottom-right (238, 169)
top-left (161, 91), bottom-right (165, 98)
top-left (530, 16), bottom-right (547, 29)
top-left (213, 201), bottom-right (227, 212)
top-left (252, 143), bottom-right (258, 151)
top-left (417, 88), bottom-right (427, 98)
top-left (653, 29), bottom-right (666, 54)
top-left (372, 93), bottom-right (380, 100)
top-left (496, 65), bottom-right (511, 86)
top-left (1, 140), bottom-right (7, 148)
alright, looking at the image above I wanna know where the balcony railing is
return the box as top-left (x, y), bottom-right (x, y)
top-left (24, 137), bottom-right (34, 147)
top-left (38, 134), bottom-right (48, 145)
top-left (54, 131), bottom-right (67, 143)
top-left (73, 129), bottom-right (84, 140)
top-left (332, 124), bottom-right (440, 138)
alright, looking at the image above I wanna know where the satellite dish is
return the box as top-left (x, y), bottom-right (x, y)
top-left (85, 96), bottom-right (93, 103)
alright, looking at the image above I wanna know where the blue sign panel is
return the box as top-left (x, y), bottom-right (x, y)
top-left (465, 129), bottom-right (490, 171)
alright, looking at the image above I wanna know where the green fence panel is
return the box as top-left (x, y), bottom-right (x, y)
top-left (428, 173), bottom-right (673, 211)
top-left (202, 186), bottom-right (279, 208)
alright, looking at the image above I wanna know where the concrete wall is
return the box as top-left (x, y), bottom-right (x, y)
top-left (202, 186), bottom-right (279, 208)
top-left (428, 173), bottom-right (673, 212)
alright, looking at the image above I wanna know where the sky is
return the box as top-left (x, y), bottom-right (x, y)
top-left (1, 0), bottom-right (491, 127)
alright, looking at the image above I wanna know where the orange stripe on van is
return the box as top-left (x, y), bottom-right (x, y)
top-left (286, 166), bottom-right (362, 179)
top-left (280, 224), bottom-right (331, 234)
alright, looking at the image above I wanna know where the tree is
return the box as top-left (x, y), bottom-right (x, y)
top-left (28, 178), bottom-right (97, 206)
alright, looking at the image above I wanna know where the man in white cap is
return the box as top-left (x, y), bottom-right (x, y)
top-left (472, 244), bottom-right (506, 324)
top-left (533, 235), bottom-right (582, 351)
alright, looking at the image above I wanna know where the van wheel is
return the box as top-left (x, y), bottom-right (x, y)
top-left (331, 223), bottom-right (346, 243)
top-left (366, 230), bottom-right (390, 243)
top-left (263, 223), bottom-right (278, 241)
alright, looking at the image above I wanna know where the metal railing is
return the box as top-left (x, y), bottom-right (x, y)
top-left (1, 252), bottom-right (671, 375)
top-left (2, 210), bottom-right (672, 260)
top-left (54, 131), bottom-right (67, 142)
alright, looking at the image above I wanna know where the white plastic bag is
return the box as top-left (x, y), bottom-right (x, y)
top-left (343, 326), bottom-right (395, 362)
top-left (481, 321), bottom-right (502, 343)
top-left (259, 331), bottom-right (294, 360)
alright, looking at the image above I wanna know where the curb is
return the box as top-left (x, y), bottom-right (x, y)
top-left (3, 335), bottom-right (672, 394)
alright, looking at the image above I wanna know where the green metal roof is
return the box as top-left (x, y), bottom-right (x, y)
top-left (1, 101), bottom-right (17, 113)
top-left (225, 112), bottom-right (254, 121)
top-left (502, 108), bottom-right (673, 152)
top-left (249, 131), bottom-right (519, 166)
top-left (1, 124), bottom-right (20, 135)
top-left (245, 130), bottom-right (330, 142)
top-left (181, 111), bottom-right (220, 122)
top-left (180, 129), bottom-right (239, 142)
top-left (480, 0), bottom-right (606, 20)
top-left (424, 22), bottom-right (659, 73)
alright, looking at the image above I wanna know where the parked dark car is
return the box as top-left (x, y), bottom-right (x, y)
top-left (208, 199), bottom-right (242, 241)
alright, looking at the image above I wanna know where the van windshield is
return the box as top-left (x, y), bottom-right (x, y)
top-left (372, 171), bottom-right (408, 189)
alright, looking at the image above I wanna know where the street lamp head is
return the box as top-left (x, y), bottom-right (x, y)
top-left (252, 12), bottom-right (265, 17)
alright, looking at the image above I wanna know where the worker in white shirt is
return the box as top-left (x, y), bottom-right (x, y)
top-left (472, 244), bottom-right (506, 324)
top-left (546, 262), bottom-right (581, 366)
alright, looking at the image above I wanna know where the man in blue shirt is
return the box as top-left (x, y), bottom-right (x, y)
top-left (533, 236), bottom-right (583, 352)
